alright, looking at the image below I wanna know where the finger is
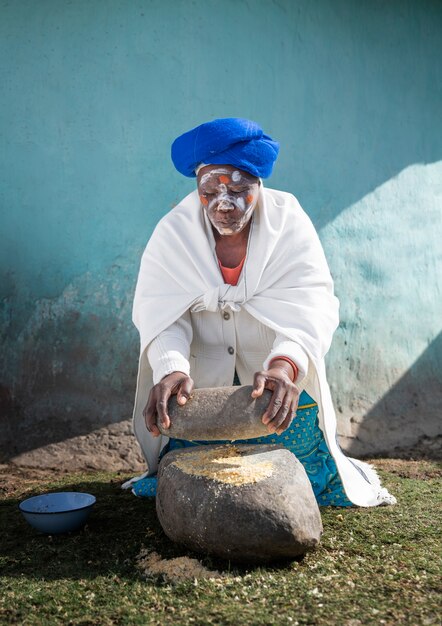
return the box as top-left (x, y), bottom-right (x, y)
top-left (144, 396), bottom-right (160, 437)
top-left (276, 390), bottom-right (300, 435)
top-left (157, 386), bottom-right (172, 430)
top-left (291, 388), bottom-right (300, 414)
top-left (276, 414), bottom-right (292, 436)
top-left (268, 394), bottom-right (291, 432)
top-left (262, 383), bottom-right (286, 425)
top-left (177, 376), bottom-right (194, 405)
top-left (276, 402), bottom-right (295, 435)
top-left (251, 372), bottom-right (266, 399)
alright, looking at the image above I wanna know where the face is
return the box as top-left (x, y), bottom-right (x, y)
top-left (197, 165), bottom-right (260, 236)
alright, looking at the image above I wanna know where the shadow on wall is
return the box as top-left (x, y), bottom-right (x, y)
top-left (346, 332), bottom-right (442, 460)
top-left (266, 1), bottom-right (442, 230)
top-left (0, 260), bottom-right (140, 464)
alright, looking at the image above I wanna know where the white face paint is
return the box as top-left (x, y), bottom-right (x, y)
top-left (197, 165), bottom-right (260, 236)
top-left (231, 170), bottom-right (241, 182)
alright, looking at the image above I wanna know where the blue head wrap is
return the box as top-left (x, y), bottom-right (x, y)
top-left (171, 118), bottom-right (280, 179)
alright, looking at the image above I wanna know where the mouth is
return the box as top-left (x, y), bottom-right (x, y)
top-left (215, 219), bottom-right (239, 228)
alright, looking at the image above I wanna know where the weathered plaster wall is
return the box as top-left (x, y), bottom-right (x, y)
top-left (323, 163), bottom-right (442, 456)
top-left (1, 0), bottom-right (441, 467)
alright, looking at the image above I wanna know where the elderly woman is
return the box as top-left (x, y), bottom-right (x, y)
top-left (127, 118), bottom-right (395, 507)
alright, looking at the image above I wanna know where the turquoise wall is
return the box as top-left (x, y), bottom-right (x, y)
top-left (1, 0), bottom-right (441, 461)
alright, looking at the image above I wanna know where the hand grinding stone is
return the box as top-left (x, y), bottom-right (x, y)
top-left (159, 385), bottom-right (273, 441)
top-left (156, 444), bottom-right (323, 563)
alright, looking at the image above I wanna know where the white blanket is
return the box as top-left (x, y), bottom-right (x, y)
top-left (130, 185), bottom-right (396, 507)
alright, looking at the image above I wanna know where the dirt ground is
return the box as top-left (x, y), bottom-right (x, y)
top-left (1, 457), bottom-right (440, 500)
top-left (4, 416), bottom-right (441, 477)
top-left (4, 419), bottom-right (146, 474)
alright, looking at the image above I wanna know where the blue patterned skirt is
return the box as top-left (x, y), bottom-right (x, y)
top-left (132, 390), bottom-right (352, 507)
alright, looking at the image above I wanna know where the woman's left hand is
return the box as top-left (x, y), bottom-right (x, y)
top-left (252, 360), bottom-right (300, 435)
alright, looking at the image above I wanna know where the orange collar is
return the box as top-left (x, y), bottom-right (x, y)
top-left (218, 256), bottom-right (246, 286)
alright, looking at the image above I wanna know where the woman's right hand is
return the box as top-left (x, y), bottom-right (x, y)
top-left (143, 371), bottom-right (194, 437)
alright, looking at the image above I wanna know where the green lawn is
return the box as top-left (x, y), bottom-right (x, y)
top-left (0, 459), bottom-right (440, 625)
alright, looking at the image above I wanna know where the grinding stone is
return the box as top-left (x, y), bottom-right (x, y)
top-left (156, 444), bottom-right (323, 563)
top-left (159, 385), bottom-right (273, 441)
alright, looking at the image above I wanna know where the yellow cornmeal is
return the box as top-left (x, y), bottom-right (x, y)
top-left (137, 549), bottom-right (220, 582)
top-left (171, 445), bottom-right (274, 485)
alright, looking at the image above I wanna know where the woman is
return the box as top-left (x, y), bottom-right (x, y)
top-left (126, 118), bottom-right (395, 507)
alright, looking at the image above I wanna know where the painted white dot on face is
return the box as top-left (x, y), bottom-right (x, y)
top-left (231, 170), bottom-right (241, 182)
top-left (199, 167), bottom-right (231, 186)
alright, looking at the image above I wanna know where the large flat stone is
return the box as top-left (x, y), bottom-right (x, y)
top-left (156, 444), bottom-right (322, 563)
top-left (159, 386), bottom-right (272, 441)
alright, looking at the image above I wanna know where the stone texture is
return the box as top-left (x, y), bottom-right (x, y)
top-left (159, 386), bottom-right (273, 441)
top-left (156, 444), bottom-right (323, 563)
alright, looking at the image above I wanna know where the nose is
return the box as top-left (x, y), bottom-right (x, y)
top-left (216, 200), bottom-right (234, 212)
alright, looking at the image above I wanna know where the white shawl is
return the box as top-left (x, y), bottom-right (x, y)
top-left (130, 185), bottom-right (396, 507)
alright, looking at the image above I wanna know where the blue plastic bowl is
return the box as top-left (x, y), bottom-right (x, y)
top-left (19, 492), bottom-right (96, 534)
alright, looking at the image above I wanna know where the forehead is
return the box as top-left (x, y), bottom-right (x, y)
top-left (197, 165), bottom-right (257, 186)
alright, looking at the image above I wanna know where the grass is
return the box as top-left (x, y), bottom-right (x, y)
top-left (0, 459), bottom-right (440, 625)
